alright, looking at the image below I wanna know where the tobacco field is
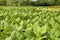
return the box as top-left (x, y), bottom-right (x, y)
top-left (0, 7), bottom-right (60, 40)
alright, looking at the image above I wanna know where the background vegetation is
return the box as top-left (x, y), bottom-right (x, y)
top-left (0, 0), bottom-right (60, 6)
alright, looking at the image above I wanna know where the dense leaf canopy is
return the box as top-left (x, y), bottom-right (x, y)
top-left (0, 7), bottom-right (60, 40)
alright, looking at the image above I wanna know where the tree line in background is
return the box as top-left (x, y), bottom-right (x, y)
top-left (0, 0), bottom-right (60, 6)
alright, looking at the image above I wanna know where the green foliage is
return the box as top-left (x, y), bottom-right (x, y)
top-left (0, 7), bottom-right (60, 40)
top-left (44, 0), bottom-right (56, 5)
top-left (0, 0), bottom-right (6, 6)
top-left (0, 0), bottom-right (60, 6)
top-left (55, 0), bottom-right (60, 5)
